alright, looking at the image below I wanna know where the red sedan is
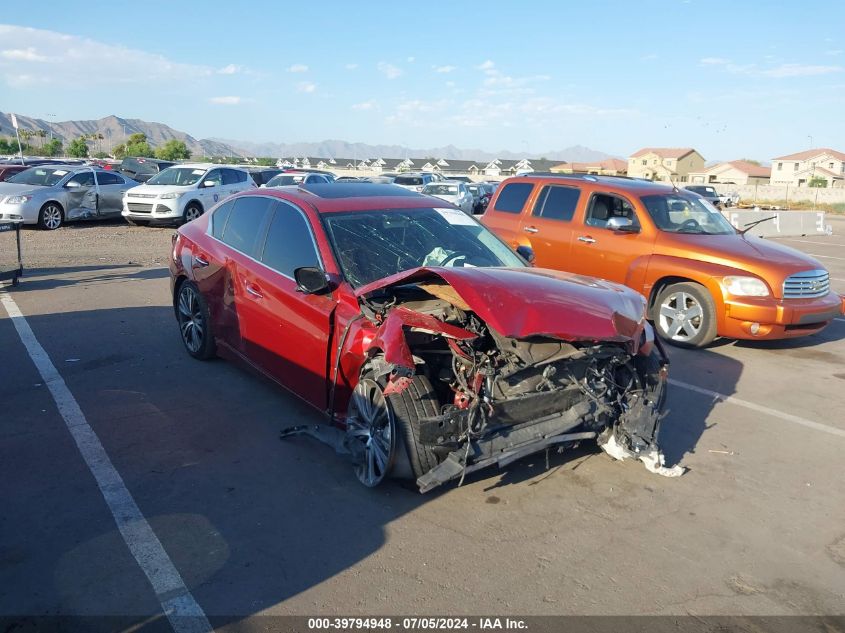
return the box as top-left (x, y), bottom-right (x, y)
top-left (169, 183), bottom-right (682, 492)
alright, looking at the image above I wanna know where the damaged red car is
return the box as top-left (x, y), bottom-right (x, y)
top-left (169, 183), bottom-right (683, 493)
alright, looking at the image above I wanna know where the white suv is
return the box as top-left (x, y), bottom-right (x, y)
top-left (122, 163), bottom-right (255, 225)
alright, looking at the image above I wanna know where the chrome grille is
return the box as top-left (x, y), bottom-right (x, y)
top-left (783, 269), bottom-right (829, 299)
top-left (128, 193), bottom-right (156, 199)
top-left (127, 203), bottom-right (154, 214)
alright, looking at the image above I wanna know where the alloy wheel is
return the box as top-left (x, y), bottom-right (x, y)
top-left (184, 205), bottom-right (202, 222)
top-left (42, 205), bottom-right (63, 230)
top-left (177, 285), bottom-right (204, 353)
top-left (346, 378), bottom-right (396, 487)
top-left (658, 291), bottom-right (704, 342)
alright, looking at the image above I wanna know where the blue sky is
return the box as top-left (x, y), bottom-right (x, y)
top-left (1, 1), bottom-right (843, 160)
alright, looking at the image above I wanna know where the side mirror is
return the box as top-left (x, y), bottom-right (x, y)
top-left (606, 216), bottom-right (639, 232)
top-left (294, 267), bottom-right (331, 294)
top-left (516, 245), bottom-right (536, 265)
top-left (202, 180), bottom-right (217, 188)
top-left (65, 180), bottom-right (81, 188)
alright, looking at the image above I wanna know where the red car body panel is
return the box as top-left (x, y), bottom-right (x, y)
top-left (170, 187), bottom-right (653, 423)
top-left (354, 266), bottom-right (648, 346)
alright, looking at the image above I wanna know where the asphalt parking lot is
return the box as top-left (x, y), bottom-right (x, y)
top-left (1, 218), bottom-right (844, 631)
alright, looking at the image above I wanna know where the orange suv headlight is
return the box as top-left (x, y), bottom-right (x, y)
top-left (722, 276), bottom-right (770, 297)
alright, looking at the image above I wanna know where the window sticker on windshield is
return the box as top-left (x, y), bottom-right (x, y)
top-left (435, 207), bottom-right (475, 226)
top-left (192, 169), bottom-right (205, 175)
top-left (53, 170), bottom-right (68, 176)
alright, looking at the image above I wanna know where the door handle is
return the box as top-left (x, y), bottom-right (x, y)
top-left (524, 226), bottom-right (539, 234)
top-left (577, 236), bottom-right (596, 244)
top-left (194, 254), bottom-right (210, 267)
top-left (245, 283), bottom-right (264, 299)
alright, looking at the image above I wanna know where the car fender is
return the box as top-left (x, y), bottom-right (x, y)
top-left (644, 254), bottom-right (769, 331)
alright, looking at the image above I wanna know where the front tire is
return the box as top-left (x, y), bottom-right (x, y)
top-left (175, 281), bottom-right (216, 360)
top-left (654, 282), bottom-right (717, 348)
top-left (182, 203), bottom-right (203, 224)
top-left (386, 374), bottom-right (442, 479)
top-left (38, 202), bottom-right (64, 230)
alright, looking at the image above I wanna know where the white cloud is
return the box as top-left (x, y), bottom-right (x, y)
top-left (0, 24), bottom-right (212, 87)
top-left (209, 96), bottom-right (242, 105)
top-left (297, 81), bottom-right (316, 93)
top-left (640, 53), bottom-right (659, 61)
top-left (434, 65), bottom-right (456, 73)
top-left (217, 63), bottom-right (242, 74)
top-left (700, 57), bottom-right (730, 65)
top-left (478, 60), bottom-right (496, 71)
top-left (287, 64), bottom-right (309, 73)
top-left (352, 100), bottom-right (378, 111)
top-left (826, 49), bottom-right (843, 56)
top-left (0, 46), bottom-right (52, 62)
top-left (377, 62), bottom-right (403, 79)
top-left (761, 63), bottom-right (843, 77)
top-left (406, 57), bottom-right (415, 63)
top-left (344, 63), bottom-right (358, 70)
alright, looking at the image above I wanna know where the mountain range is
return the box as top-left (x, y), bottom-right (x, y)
top-left (0, 112), bottom-right (613, 163)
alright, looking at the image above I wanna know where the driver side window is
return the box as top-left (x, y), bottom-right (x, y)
top-left (66, 172), bottom-right (95, 187)
top-left (203, 170), bottom-right (223, 187)
top-left (585, 193), bottom-right (639, 229)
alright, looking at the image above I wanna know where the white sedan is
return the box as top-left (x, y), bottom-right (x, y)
top-left (421, 181), bottom-right (474, 214)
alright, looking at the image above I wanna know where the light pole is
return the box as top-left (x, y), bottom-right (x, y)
top-left (807, 135), bottom-right (813, 148)
top-left (46, 113), bottom-right (56, 141)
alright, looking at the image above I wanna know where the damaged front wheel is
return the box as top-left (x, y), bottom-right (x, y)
top-left (346, 378), bottom-right (397, 487)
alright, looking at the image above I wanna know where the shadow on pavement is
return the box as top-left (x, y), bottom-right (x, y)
top-left (12, 265), bottom-right (169, 292)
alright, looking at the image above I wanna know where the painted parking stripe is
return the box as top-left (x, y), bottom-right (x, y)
top-left (807, 253), bottom-right (845, 260)
top-left (670, 379), bottom-right (845, 439)
top-left (0, 292), bottom-right (211, 633)
top-left (776, 238), bottom-right (845, 247)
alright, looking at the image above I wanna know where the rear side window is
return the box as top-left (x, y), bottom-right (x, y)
top-left (532, 185), bottom-right (580, 221)
top-left (259, 204), bottom-right (321, 277)
top-left (493, 182), bottom-right (533, 213)
top-left (394, 176), bottom-right (423, 186)
top-left (96, 171), bottom-right (124, 185)
top-left (220, 196), bottom-right (274, 256)
top-left (211, 200), bottom-right (235, 239)
top-left (223, 169), bottom-right (248, 185)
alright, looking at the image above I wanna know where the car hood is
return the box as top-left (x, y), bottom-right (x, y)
top-left (127, 183), bottom-right (194, 196)
top-left (354, 266), bottom-right (648, 343)
top-left (0, 183), bottom-right (45, 198)
top-left (658, 232), bottom-right (825, 279)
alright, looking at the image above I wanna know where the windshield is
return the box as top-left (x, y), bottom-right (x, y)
top-left (323, 207), bottom-right (525, 288)
top-left (394, 175), bottom-right (424, 186)
top-left (266, 174), bottom-right (306, 187)
top-left (424, 184), bottom-right (459, 195)
top-left (7, 166), bottom-right (70, 186)
top-left (641, 194), bottom-right (736, 235)
top-left (147, 167), bottom-right (205, 186)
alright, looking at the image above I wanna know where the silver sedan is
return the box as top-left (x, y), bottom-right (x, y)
top-left (0, 165), bottom-right (138, 230)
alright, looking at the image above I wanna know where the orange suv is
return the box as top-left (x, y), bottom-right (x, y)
top-left (482, 174), bottom-right (844, 347)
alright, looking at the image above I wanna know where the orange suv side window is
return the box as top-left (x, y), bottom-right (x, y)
top-left (493, 182), bottom-right (534, 214)
top-left (532, 185), bottom-right (581, 222)
top-left (585, 193), bottom-right (640, 229)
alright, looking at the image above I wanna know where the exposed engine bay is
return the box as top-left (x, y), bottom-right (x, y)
top-left (282, 276), bottom-right (685, 493)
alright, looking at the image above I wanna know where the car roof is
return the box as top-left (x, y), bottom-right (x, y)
top-left (512, 172), bottom-right (679, 195)
top-left (240, 183), bottom-right (438, 214)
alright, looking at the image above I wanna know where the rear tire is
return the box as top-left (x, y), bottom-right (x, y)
top-left (385, 374), bottom-right (442, 479)
top-left (653, 282), bottom-right (717, 348)
top-left (38, 202), bottom-right (64, 230)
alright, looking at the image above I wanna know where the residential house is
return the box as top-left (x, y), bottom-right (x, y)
top-left (770, 148), bottom-right (845, 187)
top-left (551, 159), bottom-right (627, 176)
top-left (687, 160), bottom-right (770, 186)
top-left (627, 148), bottom-right (705, 182)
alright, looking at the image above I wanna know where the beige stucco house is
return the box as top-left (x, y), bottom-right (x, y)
top-left (627, 148), bottom-right (705, 182)
top-left (551, 159), bottom-right (628, 176)
top-left (770, 148), bottom-right (845, 187)
top-left (688, 160), bottom-right (771, 186)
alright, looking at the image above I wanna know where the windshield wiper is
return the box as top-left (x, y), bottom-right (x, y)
top-left (739, 215), bottom-right (777, 235)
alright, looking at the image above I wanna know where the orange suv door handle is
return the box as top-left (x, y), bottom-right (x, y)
top-left (524, 226), bottom-right (539, 234)
top-left (577, 236), bottom-right (596, 244)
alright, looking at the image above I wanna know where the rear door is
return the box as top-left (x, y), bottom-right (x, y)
top-left (94, 171), bottom-right (129, 216)
top-left (237, 199), bottom-right (334, 409)
top-left (480, 180), bottom-right (536, 250)
top-left (517, 184), bottom-right (582, 270)
top-left (199, 168), bottom-right (224, 208)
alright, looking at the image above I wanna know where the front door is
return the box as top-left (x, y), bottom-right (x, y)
top-left (94, 171), bottom-right (128, 216)
top-left (235, 198), bottom-right (335, 409)
top-left (63, 171), bottom-right (99, 220)
top-left (568, 192), bottom-right (654, 286)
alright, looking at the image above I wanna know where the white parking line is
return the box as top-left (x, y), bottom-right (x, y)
top-left (0, 292), bottom-right (211, 633)
top-left (670, 379), bottom-right (845, 439)
top-left (807, 253), bottom-right (845, 260)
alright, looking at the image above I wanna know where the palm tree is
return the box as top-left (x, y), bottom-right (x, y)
top-left (37, 129), bottom-right (47, 151)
